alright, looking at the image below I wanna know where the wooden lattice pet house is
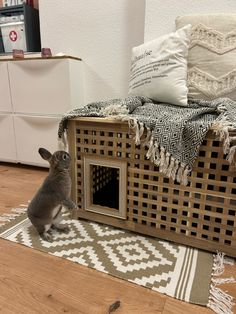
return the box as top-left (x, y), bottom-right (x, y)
top-left (67, 117), bottom-right (236, 257)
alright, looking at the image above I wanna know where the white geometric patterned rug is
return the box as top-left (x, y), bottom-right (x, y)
top-left (0, 209), bottom-right (235, 314)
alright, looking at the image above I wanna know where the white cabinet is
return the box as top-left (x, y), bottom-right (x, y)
top-left (0, 56), bottom-right (84, 167)
top-left (14, 115), bottom-right (61, 166)
top-left (0, 62), bottom-right (12, 112)
top-left (0, 114), bottom-right (17, 162)
top-left (8, 58), bottom-right (83, 115)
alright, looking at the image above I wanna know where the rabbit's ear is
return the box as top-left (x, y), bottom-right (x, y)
top-left (38, 148), bottom-right (52, 161)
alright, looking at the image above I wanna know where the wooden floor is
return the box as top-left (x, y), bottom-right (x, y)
top-left (0, 163), bottom-right (235, 314)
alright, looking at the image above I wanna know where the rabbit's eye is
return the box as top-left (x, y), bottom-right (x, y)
top-left (62, 154), bottom-right (68, 160)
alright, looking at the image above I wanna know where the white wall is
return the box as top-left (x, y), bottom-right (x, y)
top-left (39, 0), bottom-right (236, 104)
top-left (39, 0), bottom-right (145, 104)
top-left (145, 0), bottom-right (236, 41)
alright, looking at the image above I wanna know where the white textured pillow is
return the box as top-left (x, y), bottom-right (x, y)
top-left (176, 14), bottom-right (236, 101)
top-left (128, 24), bottom-right (192, 107)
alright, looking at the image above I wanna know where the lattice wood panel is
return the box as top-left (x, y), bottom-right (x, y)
top-left (68, 117), bottom-right (236, 257)
top-left (92, 165), bottom-right (113, 193)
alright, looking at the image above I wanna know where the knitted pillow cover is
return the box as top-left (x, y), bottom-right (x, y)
top-left (176, 14), bottom-right (236, 101)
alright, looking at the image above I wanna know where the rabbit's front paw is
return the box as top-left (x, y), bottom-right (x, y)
top-left (61, 225), bottom-right (70, 234)
top-left (40, 232), bottom-right (53, 242)
top-left (62, 199), bottom-right (77, 210)
top-left (52, 224), bottom-right (70, 233)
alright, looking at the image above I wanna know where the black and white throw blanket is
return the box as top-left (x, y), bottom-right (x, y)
top-left (58, 96), bottom-right (236, 185)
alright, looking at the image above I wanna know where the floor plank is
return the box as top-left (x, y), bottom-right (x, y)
top-left (0, 239), bottom-right (165, 313)
top-left (0, 163), bottom-right (46, 215)
top-left (162, 297), bottom-right (211, 314)
top-left (0, 163), bottom-right (235, 313)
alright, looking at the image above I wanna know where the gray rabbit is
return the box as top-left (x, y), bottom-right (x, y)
top-left (27, 148), bottom-right (77, 241)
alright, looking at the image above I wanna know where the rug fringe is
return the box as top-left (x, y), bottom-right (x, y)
top-left (0, 206), bottom-right (70, 229)
top-left (208, 285), bottom-right (234, 314)
top-left (0, 207), bottom-right (27, 227)
top-left (212, 277), bottom-right (236, 285)
top-left (212, 252), bottom-right (234, 276)
top-left (208, 251), bottom-right (235, 314)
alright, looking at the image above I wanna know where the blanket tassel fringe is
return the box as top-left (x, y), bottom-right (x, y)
top-left (57, 110), bottom-right (236, 185)
top-left (122, 117), bottom-right (236, 186)
top-left (119, 117), bottom-right (191, 185)
top-left (211, 120), bottom-right (236, 165)
top-left (146, 137), bottom-right (190, 186)
top-left (208, 252), bottom-right (236, 314)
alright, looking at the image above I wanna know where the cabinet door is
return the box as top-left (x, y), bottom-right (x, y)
top-left (13, 115), bottom-right (61, 167)
top-left (8, 59), bottom-right (73, 115)
top-left (0, 62), bottom-right (12, 112)
top-left (0, 114), bottom-right (17, 162)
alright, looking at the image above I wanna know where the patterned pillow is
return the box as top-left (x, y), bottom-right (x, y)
top-left (176, 14), bottom-right (236, 101)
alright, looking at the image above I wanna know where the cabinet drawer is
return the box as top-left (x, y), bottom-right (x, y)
top-left (8, 59), bottom-right (84, 115)
top-left (0, 63), bottom-right (12, 112)
top-left (14, 115), bottom-right (61, 167)
top-left (0, 114), bottom-right (17, 162)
